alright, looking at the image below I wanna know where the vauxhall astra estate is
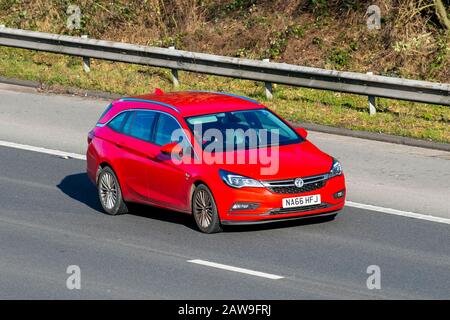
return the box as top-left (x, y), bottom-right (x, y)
top-left (86, 90), bottom-right (346, 233)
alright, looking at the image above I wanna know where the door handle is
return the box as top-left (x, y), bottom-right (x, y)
top-left (115, 142), bottom-right (123, 148)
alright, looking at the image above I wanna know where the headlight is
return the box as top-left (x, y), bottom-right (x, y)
top-left (219, 169), bottom-right (264, 188)
top-left (329, 158), bottom-right (343, 178)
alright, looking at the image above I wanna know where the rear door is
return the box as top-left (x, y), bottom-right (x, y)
top-left (119, 110), bottom-right (159, 201)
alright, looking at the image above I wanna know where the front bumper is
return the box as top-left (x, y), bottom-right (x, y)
top-left (221, 210), bottom-right (340, 225)
top-left (214, 174), bottom-right (346, 224)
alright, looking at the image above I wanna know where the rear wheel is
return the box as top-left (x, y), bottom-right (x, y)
top-left (192, 184), bottom-right (222, 233)
top-left (97, 166), bottom-right (128, 215)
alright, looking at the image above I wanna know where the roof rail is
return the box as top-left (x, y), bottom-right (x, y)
top-left (119, 97), bottom-right (180, 113)
top-left (189, 90), bottom-right (260, 105)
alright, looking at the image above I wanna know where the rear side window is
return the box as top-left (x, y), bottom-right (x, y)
top-left (107, 112), bottom-right (128, 132)
top-left (128, 111), bottom-right (157, 142)
top-left (122, 111), bottom-right (135, 135)
top-left (154, 113), bottom-right (182, 146)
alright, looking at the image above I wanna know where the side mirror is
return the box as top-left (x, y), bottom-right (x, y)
top-left (296, 127), bottom-right (308, 139)
top-left (160, 141), bottom-right (183, 156)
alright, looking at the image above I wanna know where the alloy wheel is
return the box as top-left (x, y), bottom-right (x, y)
top-left (99, 172), bottom-right (118, 210)
top-left (194, 189), bottom-right (213, 228)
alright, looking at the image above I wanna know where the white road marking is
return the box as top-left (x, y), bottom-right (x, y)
top-left (0, 140), bottom-right (86, 160)
top-left (0, 139), bottom-right (449, 225)
top-left (187, 259), bottom-right (284, 280)
top-left (345, 201), bottom-right (450, 225)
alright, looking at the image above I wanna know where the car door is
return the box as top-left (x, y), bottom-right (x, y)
top-left (118, 110), bottom-right (160, 201)
top-left (96, 111), bottom-right (131, 187)
top-left (145, 112), bottom-right (191, 211)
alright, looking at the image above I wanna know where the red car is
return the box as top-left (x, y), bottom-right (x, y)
top-left (86, 90), bottom-right (346, 233)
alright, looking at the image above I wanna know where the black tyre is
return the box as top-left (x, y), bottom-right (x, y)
top-left (192, 184), bottom-right (222, 233)
top-left (97, 166), bottom-right (128, 215)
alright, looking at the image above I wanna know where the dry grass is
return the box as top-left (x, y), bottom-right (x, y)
top-left (0, 1), bottom-right (448, 81)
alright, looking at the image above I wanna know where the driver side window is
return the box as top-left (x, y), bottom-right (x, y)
top-left (154, 113), bottom-right (183, 146)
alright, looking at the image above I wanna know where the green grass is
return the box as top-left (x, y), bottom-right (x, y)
top-left (1, 47), bottom-right (449, 144)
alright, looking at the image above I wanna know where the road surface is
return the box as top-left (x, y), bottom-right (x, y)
top-left (0, 83), bottom-right (449, 299)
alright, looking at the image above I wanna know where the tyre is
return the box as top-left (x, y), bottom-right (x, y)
top-left (97, 166), bottom-right (128, 215)
top-left (192, 184), bottom-right (222, 233)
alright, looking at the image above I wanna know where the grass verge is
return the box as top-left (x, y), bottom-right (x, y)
top-left (0, 47), bottom-right (449, 144)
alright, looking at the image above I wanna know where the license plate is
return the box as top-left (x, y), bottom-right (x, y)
top-left (282, 194), bottom-right (321, 208)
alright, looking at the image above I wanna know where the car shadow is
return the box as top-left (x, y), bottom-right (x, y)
top-left (57, 173), bottom-right (103, 212)
top-left (126, 202), bottom-right (198, 231)
top-left (221, 214), bottom-right (337, 233)
top-left (57, 173), bottom-right (336, 233)
top-left (57, 173), bottom-right (197, 230)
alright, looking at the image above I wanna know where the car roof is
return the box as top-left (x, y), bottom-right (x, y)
top-left (123, 91), bottom-right (264, 117)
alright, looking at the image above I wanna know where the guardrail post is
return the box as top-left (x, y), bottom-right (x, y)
top-left (81, 35), bottom-right (90, 73)
top-left (263, 59), bottom-right (273, 100)
top-left (169, 46), bottom-right (180, 87)
top-left (366, 72), bottom-right (376, 115)
top-left (368, 95), bottom-right (377, 115)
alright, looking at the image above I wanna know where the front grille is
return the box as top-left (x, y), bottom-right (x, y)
top-left (263, 174), bottom-right (328, 194)
top-left (268, 180), bottom-right (325, 194)
top-left (268, 203), bottom-right (329, 215)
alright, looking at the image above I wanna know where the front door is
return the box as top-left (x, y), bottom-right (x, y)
top-left (145, 112), bottom-right (191, 211)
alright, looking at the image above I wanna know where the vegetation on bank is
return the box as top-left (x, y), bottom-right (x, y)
top-left (1, 0), bottom-right (448, 81)
top-left (0, 1), bottom-right (448, 143)
top-left (1, 46), bottom-right (448, 143)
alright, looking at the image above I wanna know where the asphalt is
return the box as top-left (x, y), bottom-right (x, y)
top-left (0, 83), bottom-right (449, 299)
top-left (0, 146), bottom-right (449, 299)
top-left (0, 84), bottom-right (449, 218)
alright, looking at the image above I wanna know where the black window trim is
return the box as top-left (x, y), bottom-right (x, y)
top-left (122, 110), bottom-right (136, 136)
top-left (150, 112), bottom-right (160, 144)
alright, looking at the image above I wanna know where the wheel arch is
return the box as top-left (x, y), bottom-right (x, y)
top-left (96, 161), bottom-right (117, 184)
top-left (189, 179), bottom-right (211, 211)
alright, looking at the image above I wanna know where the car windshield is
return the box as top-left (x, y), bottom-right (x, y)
top-left (185, 108), bottom-right (302, 151)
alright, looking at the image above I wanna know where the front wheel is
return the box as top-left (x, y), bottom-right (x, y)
top-left (192, 184), bottom-right (222, 233)
top-left (97, 166), bottom-right (128, 215)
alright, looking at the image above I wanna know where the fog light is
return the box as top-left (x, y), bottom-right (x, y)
top-left (230, 202), bottom-right (260, 211)
top-left (333, 189), bottom-right (346, 199)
